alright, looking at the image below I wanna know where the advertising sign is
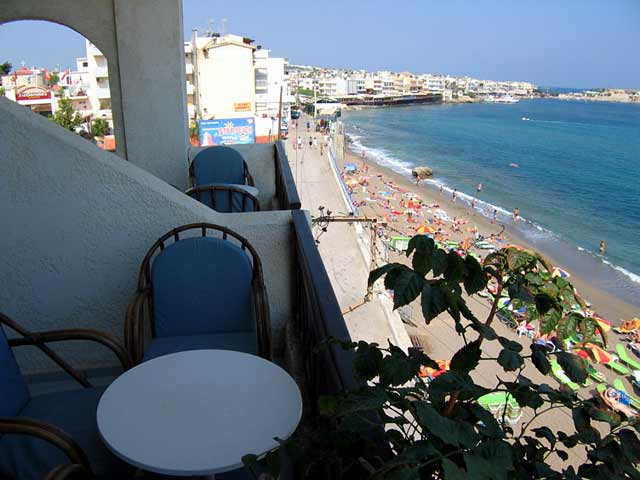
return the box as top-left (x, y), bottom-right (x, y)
top-left (199, 118), bottom-right (256, 145)
top-left (16, 86), bottom-right (51, 101)
top-left (234, 102), bottom-right (252, 112)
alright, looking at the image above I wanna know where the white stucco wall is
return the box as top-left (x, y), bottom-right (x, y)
top-left (1, 0), bottom-right (189, 188)
top-left (197, 42), bottom-right (255, 119)
top-left (0, 98), bottom-right (294, 372)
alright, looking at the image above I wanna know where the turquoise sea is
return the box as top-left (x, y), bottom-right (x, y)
top-left (342, 99), bottom-right (640, 307)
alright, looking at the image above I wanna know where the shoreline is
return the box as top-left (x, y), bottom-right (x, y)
top-left (339, 139), bottom-right (638, 324)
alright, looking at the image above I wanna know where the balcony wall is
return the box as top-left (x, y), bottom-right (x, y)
top-left (0, 98), bottom-right (296, 372)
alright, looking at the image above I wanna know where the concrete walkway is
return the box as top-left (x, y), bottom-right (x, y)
top-left (284, 118), bottom-right (396, 347)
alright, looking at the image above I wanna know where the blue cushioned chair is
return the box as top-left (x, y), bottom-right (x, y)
top-left (124, 223), bottom-right (271, 365)
top-left (188, 147), bottom-right (260, 213)
top-left (0, 313), bottom-right (133, 480)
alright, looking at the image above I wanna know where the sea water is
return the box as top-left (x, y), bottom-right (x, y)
top-left (342, 99), bottom-right (640, 307)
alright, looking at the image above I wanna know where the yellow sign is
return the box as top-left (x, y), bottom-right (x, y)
top-left (234, 102), bottom-right (252, 112)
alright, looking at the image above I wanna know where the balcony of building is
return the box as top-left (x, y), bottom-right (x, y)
top-left (185, 81), bottom-right (194, 95)
top-left (93, 67), bottom-right (109, 78)
top-left (1, 2), bottom-right (354, 479)
top-left (185, 62), bottom-right (193, 75)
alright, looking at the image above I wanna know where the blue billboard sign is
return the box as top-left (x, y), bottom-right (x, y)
top-left (198, 117), bottom-right (256, 145)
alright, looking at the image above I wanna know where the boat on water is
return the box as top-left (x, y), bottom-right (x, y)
top-left (494, 95), bottom-right (519, 104)
top-left (521, 116), bottom-right (530, 121)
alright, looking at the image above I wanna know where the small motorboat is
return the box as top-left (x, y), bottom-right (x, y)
top-left (509, 162), bottom-right (519, 168)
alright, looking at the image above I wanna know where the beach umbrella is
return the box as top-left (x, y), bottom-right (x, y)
top-left (583, 343), bottom-right (613, 364)
top-left (379, 191), bottom-right (391, 196)
top-left (415, 225), bottom-right (436, 234)
top-left (552, 268), bottom-right (570, 279)
top-left (344, 163), bottom-right (357, 172)
top-left (346, 179), bottom-right (359, 186)
top-left (592, 314), bottom-right (612, 333)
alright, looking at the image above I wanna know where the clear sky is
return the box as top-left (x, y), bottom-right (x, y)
top-left (0, 0), bottom-right (638, 88)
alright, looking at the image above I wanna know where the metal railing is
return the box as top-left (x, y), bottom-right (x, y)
top-left (290, 210), bottom-right (356, 419)
top-left (274, 141), bottom-right (301, 210)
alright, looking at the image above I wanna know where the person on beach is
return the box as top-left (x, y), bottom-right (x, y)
top-left (306, 121), bottom-right (310, 132)
top-left (513, 208), bottom-right (520, 222)
top-left (599, 240), bottom-right (606, 255)
top-left (415, 174), bottom-right (422, 186)
top-left (477, 182), bottom-right (483, 193)
top-left (492, 209), bottom-right (498, 224)
top-left (452, 189), bottom-right (457, 203)
top-left (471, 198), bottom-right (477, 209)
top-left (439, 185), bottom-right (443, 195)
top-left (313, 137), bottom-right (318, 149)
top-left (297, 136), bottom-right (302, 150)
top-left (309, 137), bottom-right (313, 149)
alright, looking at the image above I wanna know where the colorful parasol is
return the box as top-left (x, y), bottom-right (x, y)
top-left (592, 314), bottom-right (612, 333)
top-left (583, 342), bottom-right (613, 364)
top-left (415, 225), bottom-right (436, 234)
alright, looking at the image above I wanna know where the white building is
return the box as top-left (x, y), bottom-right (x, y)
top-left (85, 40), bottom-right (112, 124)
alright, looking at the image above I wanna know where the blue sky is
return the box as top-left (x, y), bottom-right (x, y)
top-left (0, 0), bottom-right (638, 88)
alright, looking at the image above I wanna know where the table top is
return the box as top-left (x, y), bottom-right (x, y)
top-left (97, 350), bottom-right (303, 476)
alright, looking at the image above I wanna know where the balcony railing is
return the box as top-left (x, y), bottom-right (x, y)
top-left (275, 141), bottom-right (301, 210)
top-left (185, 63), bottom-right (193, 75)
top-left (94, 67), bottom-right (109, 78)
top-left (289, 210), bottom-right (356, 419)
top-left (186, 83), bottom-right (194, 95)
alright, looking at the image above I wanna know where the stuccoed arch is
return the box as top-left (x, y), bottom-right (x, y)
top-left (0, 0), bottom-right (127, 159)
top-left (0, 0), bottom-right (190, 188)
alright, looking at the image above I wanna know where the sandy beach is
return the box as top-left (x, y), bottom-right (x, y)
top-left (339, 139), bottom-right (638, 325)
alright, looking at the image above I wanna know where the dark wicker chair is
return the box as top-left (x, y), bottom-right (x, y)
top-left (124, 223), bottom-right (271, 365)
top-left (0, 313), bottom-right (133, 480)
top-left (185, 184), bottom-right (260, 213)
top-left (187, 146), bottom-right (260, 213)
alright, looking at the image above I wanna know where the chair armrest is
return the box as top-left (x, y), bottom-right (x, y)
top-left (0, 417), bottom-right (92, 475)
top-left (45, 464), bottom-right (91, 480)
top-left (253, 278), bottom-right (272, 361)
top-left (185, 184), bottom-right (260, 213)
top-left (125, 287), bottom-right (151, 365)
top-left (10, 329), bottom-right (132, 372)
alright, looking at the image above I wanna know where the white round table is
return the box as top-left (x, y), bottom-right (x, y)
top-left (97, 350), bottom-right (303, 476)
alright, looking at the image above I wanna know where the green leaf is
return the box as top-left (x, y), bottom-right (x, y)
top-left (463, 440), bottom-right (513, 480)
top-left (387, 467), bottom-right (420, 480)
top-left (559, 312), bottom-right (581, 341)
top-left (533, 426), bottom-right (556, 448)
top-left (431, 249), bottom-right (448, 277)
top-left (556, 352), bottom-right (587, 384)
top-left (380, 350), bottom-right (421, 386)
top-left (444, 251), bottom-right (466, 283)
top-left (408, 235), bottom-right (434, 276)
top-left (368, 262), bottom-right (403, 286)
top-left (353, 341), bottom-right (383, 380)
top-left (498, 348), bottom-right (524, 371)
top-left (531, 344), bottom-right (551, 375)
top-left (428, 371), bottom-right (487, 402)
top-left (506, 249), bottom-right (535, 271)
top-left (442, 458), bottom-right (467, 480)
top-left (450, 340), bottom-right (482, 373)
top-left (421, 283), bottom-right (448, 322)
top-left (534, 293), bottom-right (555, 315)
top-left (393, 269), bottom-right (424, 309)
top-left (588, 405), bottom-right (621, 428)
top-left (470, 321), bottom-right (498, 341)
top-left (541, 308), bottom-right (561, 335)
top-left (463, 256), bottom-right (487, 295)
top-left (415, 403), bottom-right (480, 448)
top-left (617, 429), bottom-right (640, 463)
top-left (498, 337), bottom-right (523, 353)
top-left (335, 386), bottom-right (388, 415)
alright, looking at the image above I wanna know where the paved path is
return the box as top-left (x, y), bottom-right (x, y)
top-left (285, 117), bottom-right (395, 346)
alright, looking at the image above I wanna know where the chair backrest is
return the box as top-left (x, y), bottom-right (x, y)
top-left (191, 146), bottom-right (247, 186)
top-left (186, 186), bottom-right (257, 213)
top-left (0, 323), bottom-right (30, 416)
top-left (150, 236), bottom-right (255, 337)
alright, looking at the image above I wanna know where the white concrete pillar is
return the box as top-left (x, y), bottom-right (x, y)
top-left (113, 0), bottom-right (189, 188)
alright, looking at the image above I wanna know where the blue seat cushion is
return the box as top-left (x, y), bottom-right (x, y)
top-left (152, 236), bottom-right (255, 337)
top-left (0, 325), bottom-right (30, 417)
top-left (143, 332), bottom-right (258, 361)
top-left (188, 184), bottom-right (259, 213)
top-left (192, 146), bottom-right (247, 186)
top-left (0, 387), bottom-right (131, 480)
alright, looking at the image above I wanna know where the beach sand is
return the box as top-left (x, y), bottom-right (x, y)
top-left (339, 140), bottom-right (638, 324)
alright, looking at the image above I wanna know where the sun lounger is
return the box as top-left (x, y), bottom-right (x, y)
top-left (615, 343), bottom-right (640, 371)
top-left (598, 384), bottom-right (639, 418)
top-left (586, 364), bottom-right (606, 383)
top-left (605, 356), bottom-right (631, 376)
top-left (550, 359), bottom-right (580, 391)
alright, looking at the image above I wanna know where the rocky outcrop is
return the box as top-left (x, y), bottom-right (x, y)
top-left (412, 166), bottom-right (433, 178)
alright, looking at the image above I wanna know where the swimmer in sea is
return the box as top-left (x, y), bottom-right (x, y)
top-left (599, 239), bottom-right (606, 255)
